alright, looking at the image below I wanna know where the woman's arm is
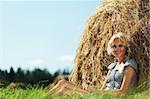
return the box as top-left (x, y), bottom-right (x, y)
top-left (100, 71), bottom-right (110, 90)
top-left (112, 66), bottom-right (137, 96)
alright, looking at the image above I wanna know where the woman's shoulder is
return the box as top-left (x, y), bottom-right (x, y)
top-left (124, 58), bottom-right (138, 72)
top-left (107, 62), bottom-right (117, 70)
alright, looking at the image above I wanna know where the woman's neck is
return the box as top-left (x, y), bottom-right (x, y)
top-left (117, 56), bottom-right (125, 64)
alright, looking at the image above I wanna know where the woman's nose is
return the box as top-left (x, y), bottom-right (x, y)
top-left (114, 47), bottom-right (118, 51)
top-left (114, 48), bottom-right (120, 53)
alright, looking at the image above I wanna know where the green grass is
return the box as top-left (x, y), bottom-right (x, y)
top-left (0, 87), bottom-right (149, 99)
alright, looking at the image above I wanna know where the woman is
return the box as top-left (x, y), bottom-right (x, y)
top-left (101, 32), bottom-right (138, 96)
top-left (47, 32), bottom-right (138, 96)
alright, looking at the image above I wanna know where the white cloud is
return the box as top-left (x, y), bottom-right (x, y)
top-left (28, 59), bottom-right (45, 66)
top-left (60, 54), bottom-right (74, 62)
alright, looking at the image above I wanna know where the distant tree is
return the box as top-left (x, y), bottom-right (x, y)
top-left (25, 70), bottom-right (32, 83)
top-left (8, 67), bottom-right (15, 83)
top-left (62, 68), bottom-right (70, 75)
top-left (14, 67), bottom-right (25, 83)
top-left (31, 68), bottom-right (52, 85)
top-left (0, 66), bottom-right (70, 87)
top-left (0, 69), bottom-right (6, 83)
top-left (53, 69), bottom-right (61, 78)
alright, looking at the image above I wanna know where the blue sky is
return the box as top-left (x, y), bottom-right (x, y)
top-left (0, 0), bottom-right (101, 73)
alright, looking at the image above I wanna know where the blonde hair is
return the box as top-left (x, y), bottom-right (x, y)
top-left (107, 32), bottom-right (129, 55)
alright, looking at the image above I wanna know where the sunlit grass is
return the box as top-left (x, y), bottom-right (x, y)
top-left (0, 86), bottom-right (47, 99)
top-left (0, 85), bottom-right (149, 99)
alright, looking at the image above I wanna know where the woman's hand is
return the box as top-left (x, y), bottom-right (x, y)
top-left (82, 83), bottom-right (88, 90)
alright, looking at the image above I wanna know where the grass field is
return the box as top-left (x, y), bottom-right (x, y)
top-left (0, 86), bottom-right (149, 99)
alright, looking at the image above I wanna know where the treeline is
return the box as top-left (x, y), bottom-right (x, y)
top-left (0, 67), bottom-right (70, 87)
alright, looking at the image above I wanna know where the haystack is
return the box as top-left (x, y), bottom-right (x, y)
top-left (69, 0), bottom-right (150, 90)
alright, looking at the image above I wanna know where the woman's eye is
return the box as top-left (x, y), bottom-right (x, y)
top-left (111, 44), bottom-right (124, 49)
top-left (111, 45), bottom-right (116, 48)
top-left (118, 45), bottom-right (123, 47)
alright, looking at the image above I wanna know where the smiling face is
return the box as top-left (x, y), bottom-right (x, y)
top-left (111, 38), bottom-right (127, 59)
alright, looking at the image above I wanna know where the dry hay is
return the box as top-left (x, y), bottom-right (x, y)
top-left (7, 82), bottom-right (27, 89)
top-left (48, 75), bottom-right (69, 89)
top-left (69, 0), bottom-right (150, 90)
top-left (53, 75), bottom-right (69, 85)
